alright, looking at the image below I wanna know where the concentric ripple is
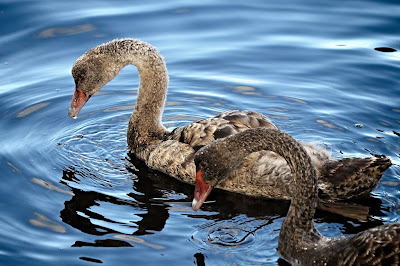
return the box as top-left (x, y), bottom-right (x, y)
top-left (199, 221), bottom-right (255, 247)
top-left (1, 0), bottom-right (400, 265)
top-left (190, 215), bottom-right (280, 263)
top-left (53, 111), bottom-right (135, 192)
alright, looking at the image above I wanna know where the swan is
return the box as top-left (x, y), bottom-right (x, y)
top-left (192, 128), bottom-right (399, 265)
top-left (68, 38), bottom-right (391, 206)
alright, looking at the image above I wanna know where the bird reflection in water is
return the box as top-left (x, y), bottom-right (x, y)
top-left (58, 153), bottom-right (387, 263)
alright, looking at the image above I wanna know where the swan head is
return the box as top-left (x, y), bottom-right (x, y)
top-left (68, 47), bottom-right (122, 118)
top-left (192, 139), bottom-right (241, 211)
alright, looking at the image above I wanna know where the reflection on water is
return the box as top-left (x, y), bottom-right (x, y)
top-left (16, 102), bottom-right (51, 118)
top-left (316, 119), bottom-right (344, 130)
top-left (1, 0), bottom-right (400, 265)
top-left (38, 24), bottom-right (96, 38)
top-left (56, 152), bottom-right (389, 264)
top-left (59, 157), bottom-right (171, 238)
top-left (60, 153), bottom-right (294, 264)
top-left (375, 47), bottom-right (397, 52)
top-left (30, 213), bottom-right (66, 233)
top-left (31, 177), bottom-right (74, 195)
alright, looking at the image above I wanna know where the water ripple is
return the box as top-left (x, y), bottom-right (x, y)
top-left (1, 0), bottom-right (400, 265)
top-left (190, 215), bottom-right (280, 264)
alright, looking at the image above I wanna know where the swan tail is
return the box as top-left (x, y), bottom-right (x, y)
top-left (318, 156), bottom-right (392, 201)
top-left (317, 200), bottom-right (369, 221)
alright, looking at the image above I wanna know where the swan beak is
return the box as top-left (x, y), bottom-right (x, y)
top-left (68, 89), bottom-right (89, 118)
top-left (192, 169), bottom-right (212, 211)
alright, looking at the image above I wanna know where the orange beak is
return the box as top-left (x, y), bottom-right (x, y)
top-left (192, 169), bottom-right (212, 211)
top-left (68, 88), bottom-right (89, 118)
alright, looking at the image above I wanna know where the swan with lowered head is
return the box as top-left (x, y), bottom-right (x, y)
top-left (192, 127), bottom-right (399, 265)
top-left (68, 38), bottom-right (391, 207)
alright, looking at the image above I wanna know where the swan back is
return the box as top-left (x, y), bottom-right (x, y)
top-left (195, 128), bottom-right (317, 202)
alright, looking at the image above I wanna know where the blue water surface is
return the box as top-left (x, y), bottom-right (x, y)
top-left (0, 0), bottom-right (399, 265)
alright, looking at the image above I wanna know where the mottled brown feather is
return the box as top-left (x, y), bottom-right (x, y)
top-left (194, 128), bottom-right (399, 265)
top-left (70, 38), bottom-right (392, 210)
top-left (318, 156), bottom-right (392, 200)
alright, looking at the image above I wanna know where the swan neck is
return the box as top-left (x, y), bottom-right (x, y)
top-left (105, 40), bottom-right (169, 147)
top-left (227, 129), bottom-right (318, 236)
top-left (240, 129), bottom-right (320, 258)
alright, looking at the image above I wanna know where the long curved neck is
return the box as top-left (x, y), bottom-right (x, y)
top-left (205, 128), bottom-right (318, 241)
top-left (127, 41), bottom-right (168, 132)
top-left (97, 39), bottom-right (169, 149)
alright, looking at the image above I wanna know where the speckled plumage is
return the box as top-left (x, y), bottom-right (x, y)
top-left (69, 38), bottom-right (391, 203)
top-left (194, 128), bottom-right (400, 265)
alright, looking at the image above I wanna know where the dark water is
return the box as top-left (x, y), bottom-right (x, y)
top-left (1, 0), bottom-right (399, 265)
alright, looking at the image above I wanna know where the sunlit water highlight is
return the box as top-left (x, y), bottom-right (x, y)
top-left (1, 0), bottom-right (399, 265)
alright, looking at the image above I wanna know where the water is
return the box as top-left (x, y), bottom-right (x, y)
top-left (1, 0), bottom-right (399, 265)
